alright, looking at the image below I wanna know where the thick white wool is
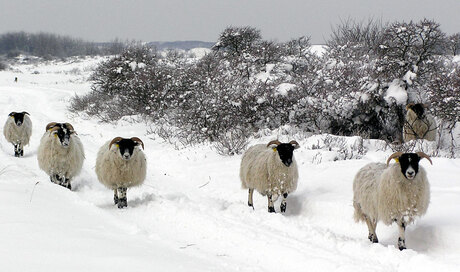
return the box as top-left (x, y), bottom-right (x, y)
top-left (95, 140), bottom-right (147, 189)
top-left (353, 162), bottom-right (430, 225)
top-left (3, 115), bottom-right (32, 146)
top-left (37, 131), bottom-right (85, 179)
top-left (240, 144), bottom-right (298, 197)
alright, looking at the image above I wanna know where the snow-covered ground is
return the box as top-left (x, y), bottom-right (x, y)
top-left (0, 58), bottom-right (459, 271)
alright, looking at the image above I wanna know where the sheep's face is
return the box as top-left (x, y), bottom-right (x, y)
top-left (398, 153), bottom-right (421, 180)
top-left (8, 112), bottom-right (29, 127)
top-left (407, 103), bottom-right (425, 119)
top-left (111, 138), bottom-right (144, 161)
top-left (51, 124), bottom-right (74, 148)
top-left (276, 143), bottom-right (297, 167)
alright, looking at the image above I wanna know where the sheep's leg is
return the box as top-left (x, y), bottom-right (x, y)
top-left (397, 219), bottom-right (406, 250)
top-left (17, 142), bottom-right (24, 157)
top-left (50, 174), bottom-right (60, 184)
top-left (117, 187), bottom-right (127, 209)
top-left (248, 189), bottom-right (254, 209)
top-left (280, 193), bottom-right (288, 213)
top-left (267, 195), bottom-right (275, 213)
top-left (58, 175), bottom-right (71, 190)
top-left (365, 216), bottom-right (378, 243)
top-left (113, 189), bottom-right (119, 204)
top-left (13, 143), bottom-right (20, 157)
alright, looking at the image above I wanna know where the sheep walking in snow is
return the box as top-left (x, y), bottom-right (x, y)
top-left (353, 151), bottom-right (432, 250)
top-left (403, 103), bottom-right (437, 142)
top-left (240, 140), bottom-right (299, 213)
top-left (3, 111), bottom-right (32, 157)
top-left (37, 122), bottom-right (85, 190)
top-left (95, 137), bottom-right (146, 209)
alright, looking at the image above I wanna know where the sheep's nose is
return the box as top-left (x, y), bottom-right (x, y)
top-left (407, 171), bottom-right (414, 176)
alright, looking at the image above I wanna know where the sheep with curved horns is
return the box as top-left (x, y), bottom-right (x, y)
top-left (240, 140), bottom-right (300, 213)
top-left (403, 103), bottom-right (437, 142)
top-left (3, 111), bottom-right (32, 157)
top-left (95, 137), bottom-right (146, 209)
top-left (37, 122), bottom-right (85, 190)
top-left (353, 151), bottom-right (432, 250)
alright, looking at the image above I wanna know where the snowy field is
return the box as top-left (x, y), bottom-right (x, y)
top-left (0, 58), bottom-right (459, 272)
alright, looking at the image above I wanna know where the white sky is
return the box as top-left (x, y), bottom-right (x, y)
top-left (1, 0), bottom-right (459, 44)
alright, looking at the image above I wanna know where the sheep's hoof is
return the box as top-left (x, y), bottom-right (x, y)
top-left (248, 202), bottom-right (254, 210)
top-left (268, 206), bottom-right (275, 213)
top-left (19, 150), bottom-right (23, 157)
top-left (280, 203), bottom-right (286, 213)
top-left (117, 198), bottom-right (127, 209)
top-left (398, 238), bottom-right (406, 251)
top-left (368, 234), bottom-right (378, 243)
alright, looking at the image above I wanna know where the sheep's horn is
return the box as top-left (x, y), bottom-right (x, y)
top-left (387, 152), bottom-right (404, 165)
top-left (267, 140), bottom-right (281, 147)
top-left (64, 123), bottom-right (76, 134)
top-left (131, 137), bottom-right (144, 150)
top-left (46, 122), bottom-right (59, 131)
top-left (109, 137), bottom-right (124, 150)
top-left (405, 103), bottom-right (415, 110)
top-left (289, 140), bottom-right (300, 149)
top-left (416, 152), bottom-right (433, 165)
top-left (22, 111), bottom-right (30, 115)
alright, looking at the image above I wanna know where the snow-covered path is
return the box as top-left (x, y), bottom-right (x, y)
top-left (0, 60), bottom-right (459, 271)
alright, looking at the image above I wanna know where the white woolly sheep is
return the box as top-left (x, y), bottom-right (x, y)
top-left (353, 151), bottom-right (432, 250)
top-left (37, 122), bottom-right (85, 190)
top-left (240, 140), bottom-right (300, 213)
top-left (403, 103), bottom-right (437, 142)
top-left (95, 137), bottom-right (146, 209)
top-left (3, 111), bottom-right (32, 157)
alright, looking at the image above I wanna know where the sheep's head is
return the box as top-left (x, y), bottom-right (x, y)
top-left (267, 140), bottom-right (300, 167)
top-left (406, 103), bottom-right (427, 119)
top-left (109, 137), bottom-right (144, 160)
top-left (8, 111), bottom-right (29, 126)
top-left (387, 152), bottom-right (432, 180)
top-left (46, 122), bottom-right (76, 148)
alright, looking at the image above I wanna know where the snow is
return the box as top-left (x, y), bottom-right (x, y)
top-left (276, 83), bottom-right (296, 96)
top-left (1, 58), bottom-right (460, 271)
top-left (384, 79), bottom-right (408, 105)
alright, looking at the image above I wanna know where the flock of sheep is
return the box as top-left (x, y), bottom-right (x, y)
top-left (3, 102), bottom-right (437, 250)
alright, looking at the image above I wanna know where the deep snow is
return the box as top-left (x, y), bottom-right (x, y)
top-left (0, 57), bottom-right (459, 272)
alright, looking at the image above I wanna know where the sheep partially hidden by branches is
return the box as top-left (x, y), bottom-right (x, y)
top-left (403, 103), bottom-right (437, 142)
top-left (240, 140), bottom-right (300, 213)
top-left (353, 151), bottom-right (432, 250)
top-left (37, 122), bottom-right (85, 190)
top-left (95, 137), bottom-right (146, 209)
top-left (3, 111), bottom-right (32, 157)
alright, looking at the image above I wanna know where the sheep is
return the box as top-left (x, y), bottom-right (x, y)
top-left (37, 122), bottom-right (85, 190)
top-left (240, 140), bottom-right (300, 213)
top-left (95, 137), bottom-right (146, 209)
top-left (353, 151), bottom-right (432, 250)
top-left (403, 103), bottom-right (437, 142)
top-left (3, 111), bottom-right (32, 157)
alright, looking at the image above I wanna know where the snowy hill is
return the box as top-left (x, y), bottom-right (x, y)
top-left (0, 58), bottom-right (459, 271)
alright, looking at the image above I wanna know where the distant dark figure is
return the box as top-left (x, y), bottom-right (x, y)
top-left (14, 77), bottom-right (18, 83)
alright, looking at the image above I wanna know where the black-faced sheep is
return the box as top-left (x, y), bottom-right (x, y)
top-left (95, 137), bottom-right (146, 209)
top-left (403, 103), bottom-right (437, 142)
top-left (3, 111), bottom-right (32, 157)
top-left (37, 122), bottom-right (85, 190)
top-left (353, 151), bottom-right (432, 250)
top-left (240, 140), bottom-right (300, 213)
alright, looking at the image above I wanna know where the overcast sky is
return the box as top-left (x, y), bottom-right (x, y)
top-left (1, 0), bottom-right (459, 44)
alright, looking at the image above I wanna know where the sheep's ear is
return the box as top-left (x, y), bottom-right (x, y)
top-left (406, 103), bottom-right (414, 110)
top-left (289, 140), bottom-right (300, 149)
top-left (267, 140), bottom-right (281, 148)
top-left (109, 137), bottom-right (123, 150)
top-left (8, 112), bottom-right (15, 117)
top-left (22, 111), bottom-right (30, 115)
top-left (416, 152), bottom-right (433, 165)
top-left (386, 151), bottom-right (404, 165)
